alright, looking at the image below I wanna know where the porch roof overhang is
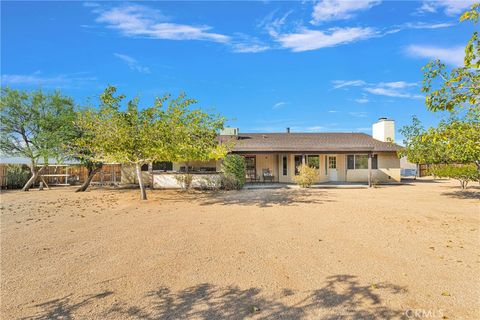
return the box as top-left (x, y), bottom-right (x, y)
top-left (231, 149), bottom-right (376, 154)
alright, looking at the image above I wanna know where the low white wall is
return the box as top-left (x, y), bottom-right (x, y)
top-left (153, 173), bottom-right (222, 189)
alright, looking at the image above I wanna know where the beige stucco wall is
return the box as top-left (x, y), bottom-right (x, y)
top-left (277, 154), bottom-right (337, 183)
top-left (346, 152), bottom-right (401, 182)
top-left (121, 152), bottom-right (401, 185)
top-left (251, 154), bottom-right (279, 181)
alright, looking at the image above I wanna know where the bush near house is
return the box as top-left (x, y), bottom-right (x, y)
top-left (293, 164), bottom-right (318, 188)
top-left (221, 155), bottom-right (245, 190)
top-left (429, 164), bottom-right (480, 189)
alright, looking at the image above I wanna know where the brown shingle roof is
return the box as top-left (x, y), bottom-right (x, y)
top-left (219, 132), bottom-right (401, 153)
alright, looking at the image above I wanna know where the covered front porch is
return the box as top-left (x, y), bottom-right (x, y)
top-left (241, 153), bottom-right (366, 184)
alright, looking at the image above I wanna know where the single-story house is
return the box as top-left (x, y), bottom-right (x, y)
top-left (122, 118), bottom-right (402, 188)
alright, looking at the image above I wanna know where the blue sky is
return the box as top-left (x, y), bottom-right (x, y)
top-left (1, 0), bottom-right (476, 143)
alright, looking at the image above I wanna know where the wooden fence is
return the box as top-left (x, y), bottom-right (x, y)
top-left (0, 164), bottom-right (122, 189)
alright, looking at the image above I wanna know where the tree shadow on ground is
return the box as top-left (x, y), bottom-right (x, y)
top-left (198, 189), bottom-right (334, 208)
top-left (23, 291), bottom-right (113, 320)
top-left (441, 190), bottom-right (480, 200)
top-left (400, 178), bottom-right (444, 185)
top-left (104, 275), bottom-right (407, 320)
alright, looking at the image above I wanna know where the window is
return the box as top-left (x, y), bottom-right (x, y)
top-left (179, 166), bottom-right (193, 172)
top-left (153, 161), bottom-right (173, 171)
top-left (141, 164), bottom-right (149, 171)
top-left (307, 155), bottom-right (319, 169)
top-left (347, 155), bottom-right (355, 170)
top-left (328, 156), bottom-right (337, 169)
top-left (294, 155), bottom-right (302, 175)
top-left (245, 156), bottom-right (256, 176)
top-left (325, 155), bottom-right (328, 175)
top-left (355, 155), bottom-right (368, 169)
top-left (347, 154), bottom-right (378, 169)
top-left (282, 155), bottom-right (288, 176)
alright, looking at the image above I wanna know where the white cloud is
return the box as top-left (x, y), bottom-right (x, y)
top-left (403, 22), bottom-right (455, 29)
top-left (406, 45), bottom-right (464, 66)
top-left (348, 111), bottom-right (368, 118)
top-left (306, 126), bottom-right (327, 131)
top-left (378, 81), bottom-right (417, 89)
top-left (273, 101), bottom-right (288, 109)
top-left (328, 110), bottom-right (339, 113)
top-left (355, 98), bottom-right (369, 104)
top-left (232, 43), bottom-right (270, 53)
top-left (417, 0), bottom-right (476, 16)
top-left (114, 53), bottom-right (150, 73)
top-left (364, 87), bottom-right (423, 99)
top-left (332, 80), bottom-right (366, 89)
top-left (94, 4), bottom-right (229, 43)
top-left (311, 0), bottom-right (381, 24)
top-left (1, 72), bottom-right (96, 88)
top-left (230, 34), bottom-right (270, 53)
top-left (259, 10), bottom-right (293, 37)
top-left (332, 79), bottom-right (422, 99)
top-left (276, 27), bottom-right (377, 52)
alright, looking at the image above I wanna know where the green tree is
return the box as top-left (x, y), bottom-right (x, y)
top-left (161, 93), bottom-right (228, 171)
top-left (78, 86), bottom-right (226, 200)
top-left (398, 116), bottom-right (436, 167)
top-left (429, 164), bottom-right (480, 189)
top-left (421, 3), bottom-right (479, 112)
top-left (0, 88), bottom-right (76, 191)
top-left (68, 108), bottom-right (104, 192)
top-left (221, 154), bottom-right (246, 190)
top-left (401, 4), bottom-right (480, 181)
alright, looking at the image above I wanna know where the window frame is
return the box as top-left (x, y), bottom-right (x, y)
top-left (346, 154), bottom-right (378, 170)
top-left (306, 155), bottom-right (320, 169)
top-left (152, 161), bottom-right (173, 172)
top-left (282, 155), bottom-right (288, 176)
top-left (294, 155), bottom-right (302, 175)
top-left (328, 156), bottom-right (337, 169)
top-left (244, 156), bottom-right (256, 176)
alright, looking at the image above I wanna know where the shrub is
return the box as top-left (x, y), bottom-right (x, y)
top-left (175, 173), bottom-right (193, 190)
top-left (221, 155), bottom-right (245, 190)
top-left (293, 164), bottom-right (318, 188)
top-left (428, 164), bottom-right (480, 189)
top-left (5, 164), bottom-right (30, 189)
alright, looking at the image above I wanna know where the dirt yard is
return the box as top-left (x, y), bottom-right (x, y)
top-left (1, 179), bottom-right (479, 319)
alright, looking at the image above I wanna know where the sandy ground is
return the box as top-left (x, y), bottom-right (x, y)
top-left (1, 179), bottom-right (479, 320)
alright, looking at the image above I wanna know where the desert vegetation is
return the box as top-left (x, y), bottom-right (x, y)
top-left (1, 86), bottom-right (228, 199)
top-left (399, 4), bottom-right (480, 189)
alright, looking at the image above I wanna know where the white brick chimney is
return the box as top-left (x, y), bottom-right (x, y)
top-left (372, 118), bottom-right (395, 142)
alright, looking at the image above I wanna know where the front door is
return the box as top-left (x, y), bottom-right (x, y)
top-left (328, 156), bottom-right (338, 181)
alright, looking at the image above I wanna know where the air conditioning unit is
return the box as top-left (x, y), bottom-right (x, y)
top-left (220, 127), bottom-right (239, 136)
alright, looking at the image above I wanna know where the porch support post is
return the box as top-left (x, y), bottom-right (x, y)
top-left (368, 153), bottom-right (372, 188)
top-left (302, 154), bottom-right (306, 166)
